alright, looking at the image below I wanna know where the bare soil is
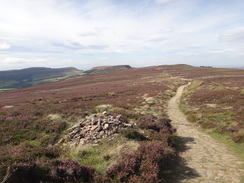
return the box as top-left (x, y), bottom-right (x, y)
top-left (168, 83), bottom-right (244, 183)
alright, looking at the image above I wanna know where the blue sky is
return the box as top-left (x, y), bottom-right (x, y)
top-left (0, 0), bottom-right (244, 70)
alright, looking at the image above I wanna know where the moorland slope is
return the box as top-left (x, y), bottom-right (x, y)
top-left (0, 64), bottom-right (243, 182)
top-left (0, 65), bottom-right (184, 182)
top-left (0, 65), bottom-right (132, 91)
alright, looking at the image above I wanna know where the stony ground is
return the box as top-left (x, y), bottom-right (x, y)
top-left (168, 84), bottom-right (244, 183)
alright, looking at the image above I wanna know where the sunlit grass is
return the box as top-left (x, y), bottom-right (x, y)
top-left (63, 136), bottom-right (140, 173)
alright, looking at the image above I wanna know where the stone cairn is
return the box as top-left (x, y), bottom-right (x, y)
top-left (58, 112), bottom-right (134, 147)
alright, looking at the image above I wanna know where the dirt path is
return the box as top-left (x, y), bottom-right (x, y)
top-left (168, 84), bottom-right (244, 183)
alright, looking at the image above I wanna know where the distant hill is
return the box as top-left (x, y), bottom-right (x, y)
top-left (83, 65), bottom-right (132, 75)
top-left (213, 66), bottom-right (244, 69)
top-left (0, 67), bottom-right (84, 91)
top-left (0, 65), bottom-right (132, 91)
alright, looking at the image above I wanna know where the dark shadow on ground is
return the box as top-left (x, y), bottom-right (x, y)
top-left (167, 136), bottom-right (200, 183)
top-left (175, 136), bottom-right (195, 152)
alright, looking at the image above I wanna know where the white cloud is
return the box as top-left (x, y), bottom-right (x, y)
top-left (0, 0), bottom-right (181, 54)
top-left (0, 0), bottom-right (244, 69)
top-left (98, 57), bottom-right (109, 60)
top-left (1, 57), bottom-right (48, 65)
top-left (2, 57), bottom-right (27, 64)
top-left (154, 0), bottom-right (173, 4)
top-left (0, 42), bottom-right (11, 49)
top-left (219, 27), bottom-right (244, 43)
top-left (207, 50), bottom-right (226, 54)
top-left (224, 48), bottom-right (235, 52)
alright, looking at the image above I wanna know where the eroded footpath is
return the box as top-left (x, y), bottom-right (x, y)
top-left (168, 84), bottom-right (244, 183)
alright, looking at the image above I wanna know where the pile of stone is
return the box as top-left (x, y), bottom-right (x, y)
top-left (58, 112), bottom-right (134, 147)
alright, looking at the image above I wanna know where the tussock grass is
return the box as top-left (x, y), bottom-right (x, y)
top-left (188, 80), bottom-right (203, 91)
top-left (95, 104), bottom-right (113, 113)
top-left (64, 136), bottom-right (140, 173)
top-left (47, 113), bottom-right (62, 121)
top-left (2, 105), bottom-right (14, 109)
top-left (108, 92), bottom-right (116, 96)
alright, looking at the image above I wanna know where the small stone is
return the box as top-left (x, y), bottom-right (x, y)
top-left (116, 115), bottom-right (127, 123)
top-left (104, 123), bottom-right (109, 130)
top-left (124, 123), bottom-right (133, 127)
top-left (97, 126), bottom-right (103, 132)
top-left (91, 125), bottom-right (98, 131)
top-left (68, 123), bottom-right (80, 131)
top-left (185, 170), bottom-right (190, 174)
top-left (73, 129), bottom-right (80, 134)
top-left (112, 128), bottom-right (118, 134)
top-left (98, 119), bottom-right (101, 126)
top-left (69, 131), bottom-right (77, 137)
top-left (97, 134), bottom-right (102, 139)
top-left (92, 117), bottom-right (98, 125)
top-left (57, 138), bottom-right (65, 144)
top-left (79, 132), bottom-right (85, 138)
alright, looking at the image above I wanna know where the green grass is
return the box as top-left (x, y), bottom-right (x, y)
top-left (63, 136), bottom-right (140, 174)
top-left (95, 104), bottom-right (113, 113)
top-left (201, 128), bottom-right (244, 168)
top-left (0, 88), bottom-right (16, 92)
top-left (29, 140), bottom-right (41, 147)
top-left (188, 80), bottom-right (203, 91)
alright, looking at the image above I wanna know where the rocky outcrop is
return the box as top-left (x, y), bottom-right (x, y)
top-left (58, 112), bottom-right (134, 147)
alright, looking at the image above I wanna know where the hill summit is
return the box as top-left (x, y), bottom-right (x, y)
top-left (83, 65), bottom-right (132, 75)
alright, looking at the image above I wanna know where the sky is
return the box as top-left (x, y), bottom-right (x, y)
top-left (0, 0), bottom-right (244, 71)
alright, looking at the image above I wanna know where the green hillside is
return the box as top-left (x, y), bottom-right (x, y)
top-left (0, 65), bottom-right (132, 92)
top-left (0, 67), bottom-right (85, 91)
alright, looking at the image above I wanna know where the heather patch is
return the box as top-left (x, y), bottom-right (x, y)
top-left (0, 66), bottom-right (182, 182)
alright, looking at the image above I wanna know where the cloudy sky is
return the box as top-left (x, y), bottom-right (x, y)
top-left (0, 0), bottom-right (244, 70)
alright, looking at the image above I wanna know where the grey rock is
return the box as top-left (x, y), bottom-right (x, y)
top-left (104, 123), bottom-right (109, 130)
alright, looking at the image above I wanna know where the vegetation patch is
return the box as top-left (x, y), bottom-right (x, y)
top-left (95, 104), bottom-right (113, 113)
top-left (107, 142), bottom-right (175, 183)
top-left (0, 65), bottom-right (183, 182)
top-left (120, 128), bottom-right (148, 141)
top-left (47, 113), bottom-right (62, 121)
top-left (2, 105), bottom-right (14, 109)
top-left (64, 137), bottom-right (140, 174)
top-left (180, 75), bottom-right (244, 160)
